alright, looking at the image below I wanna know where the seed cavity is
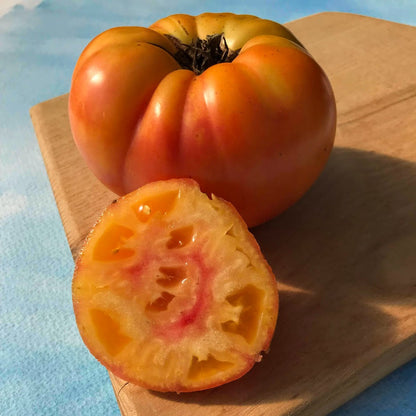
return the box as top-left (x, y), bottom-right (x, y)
top-left (188, 354), bottom-right (234, 381)
top-left (235, 246), bottom-right (254, 268)
top-left (133, 190), bottom-right (179, 222)
top-left (90, 308), bottom-right (131, 355)
top-left (221, 284), bottom-right (265, 344)
top-left (157, 266), bottom-right (187, 288)
top-left (225, 224), bottom-right (236, 237)
top-left (166, 225), bottom-right (195, 249)
top-left (145, 291), bottom-right (175, 312)
top-left (93, 224), bottom-right (135, 261)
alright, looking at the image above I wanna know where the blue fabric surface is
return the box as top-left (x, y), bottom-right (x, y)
top-left (0, 1), bottom-right (415, 415)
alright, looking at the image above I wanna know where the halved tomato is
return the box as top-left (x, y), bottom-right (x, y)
top-left (72, 179), bottom-right (278, 392)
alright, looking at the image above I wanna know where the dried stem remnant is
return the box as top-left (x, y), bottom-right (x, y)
top-left (166, 33), bottom-right (240, 75)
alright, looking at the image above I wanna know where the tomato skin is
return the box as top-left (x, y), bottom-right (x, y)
top-left (69, 13), bottom-right (336, 227)
top-left (68, 27), bottom-right (181, 192)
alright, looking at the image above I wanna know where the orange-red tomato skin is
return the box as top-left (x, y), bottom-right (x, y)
top-left (69, 14), bottom-right (336, 226)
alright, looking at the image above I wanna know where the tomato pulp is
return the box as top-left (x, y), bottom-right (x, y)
top-left (72, 179), bottom-right (279, 392)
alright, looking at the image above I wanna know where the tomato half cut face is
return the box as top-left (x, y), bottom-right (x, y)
top-left (72, 179), bottom-right (278, 392)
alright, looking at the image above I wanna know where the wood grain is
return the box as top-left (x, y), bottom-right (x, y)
top-left (30, 12), bottom-right (416, 416)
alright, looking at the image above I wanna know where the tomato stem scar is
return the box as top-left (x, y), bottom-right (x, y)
top-left (166, 33), bottom-right (240, 75)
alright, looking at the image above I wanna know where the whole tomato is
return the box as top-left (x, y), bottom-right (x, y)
top-left (69, 13), bottom-right (336, 227)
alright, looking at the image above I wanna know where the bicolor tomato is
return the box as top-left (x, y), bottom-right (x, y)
top-left (69, 13), bottom-right (336, 226)
top-left (72, 179), bottom-right (278, 392)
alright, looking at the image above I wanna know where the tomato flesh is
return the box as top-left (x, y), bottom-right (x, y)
top-left (72, 179), bottom-right (278, 392)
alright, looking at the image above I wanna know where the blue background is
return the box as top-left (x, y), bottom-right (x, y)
top-left (1, 1), bottom-right (415, 415)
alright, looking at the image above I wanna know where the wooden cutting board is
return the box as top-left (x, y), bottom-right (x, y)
top-left (30, 12), bottom-right (416, 416)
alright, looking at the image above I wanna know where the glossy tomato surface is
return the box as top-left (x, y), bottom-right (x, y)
top-left (72, 179), bottom-right (278, 392)
top-left (69, 13), bottom-right (336, 227)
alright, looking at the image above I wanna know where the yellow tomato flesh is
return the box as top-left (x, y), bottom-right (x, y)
top-left (72, 179), bottom-right (278, 392)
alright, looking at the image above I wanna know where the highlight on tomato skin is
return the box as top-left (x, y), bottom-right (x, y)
top-left (72, 178), bottom-right (279, 393)
top-left (68, 12), bottom-right (337, 228)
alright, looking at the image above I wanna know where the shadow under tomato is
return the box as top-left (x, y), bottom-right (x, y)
top-left (149, 147), bottom-right (416, 407)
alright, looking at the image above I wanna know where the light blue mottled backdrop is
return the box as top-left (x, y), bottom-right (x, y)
top-left (1, 1), bottom-right (415, 415)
